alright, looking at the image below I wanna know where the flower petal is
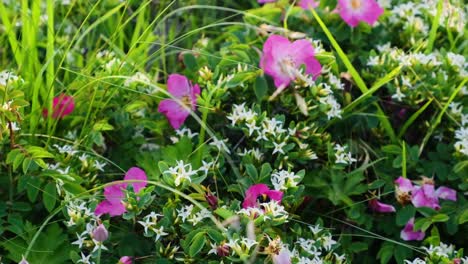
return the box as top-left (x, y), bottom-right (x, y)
top-left (435, 186), bottom-right (457, 201)
top-left (167, 74), bottom-right (191, 98)
top-left (395, 177), bottom-right (413, 193)
top-left (124, 167), bottom-right (148, 193)
top-left (158, 99), bottom-right (190, 129)
top-left (369, 199), bottom-right (396, 213)
top-left (400, 218), bottom-right (425, 241)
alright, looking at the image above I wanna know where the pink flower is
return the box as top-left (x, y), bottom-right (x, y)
top-left (242, 184), bottom-right (283, 209)
top-left (92, 223), bottom-right (109, 242)
top-left (118, 256), bottom-right (132, 264)
top-left (158, 74), bottom-right (200, 130)
top-left (400, 218), bottom-right (425, 241)
top-left (272, 248), bottom-right (291, 264)
top-left (336, 0), bottom-right (384, 27)
top-left (411, 184), bottom-right (440, 210)
top-left (369, 199), bottom-right (396, 213)
top-left (42, 94), bottom-right (75, 118)
top-left (298, 0), bottom-right (319, 9)
top-left (260, 35), bottom-right (322, 89)
top-left (19, 256), bottom-right (29, 264)
top-left (95, 167), bottom-right (148, 217)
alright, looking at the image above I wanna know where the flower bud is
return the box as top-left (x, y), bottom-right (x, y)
top-left (118, 256), bottom-right (132, 264)
top-left (92, 223), bottom-right (108, 242)
top-left (205, 193), bottom-right (218, 210)
top-left (19, 256), bottom-right (29, 264)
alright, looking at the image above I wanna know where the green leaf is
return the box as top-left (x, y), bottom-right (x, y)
top-left (214, 208), bottom-right (234, 220)
top-left (396, 206), bottom-right (415, 226)
top-left (183, 53), bottom-right (198, 71)
top-left (349, 242), bottom-right (368, 252)
top-left (93, 120), bottom-right (114, 131)
top-left (414, 218), bottom-right (432, 232)
top-left (43, 182), bottom-right (57, 212)
top-left (431, 214), bottom-right (449, 223)
top-left (245, 164), bottom-right (258, 180)
top-left (189, 232), bottom-right (206, 257)
top-left (254, 75), bottom-right (268, 101)
top-left (458, 209), bottom-right (468, 224)
top-left (368, 179), bottom-right (386, 189)
top-left (377, 243), bottom-right (394, 264)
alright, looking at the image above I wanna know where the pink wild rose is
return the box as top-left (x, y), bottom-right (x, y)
top-left (260, 35), bottom-right (322, 89)
top-left (118, 256), bottom-right (132, 264)
top-left (298, 0), bottom-right (319, 9)
top-left (158, 74), bottom-right (200, 130)
top-left (435, 186), bottom-right (457, 201)
top-left (336, 0), bottom-right (384, 27)
top-left (95, 167), bottom-right (148, 217)
top-left (42, 94), bottom-right (75, 119)
top-left (272, 248), bottom-right (292, 264)
top-left (369, 199), bottom-right (396, 213)
top-left (243, 183), bottom-right (283, 209)
top-left (400, 218), bottom-right (425, 241)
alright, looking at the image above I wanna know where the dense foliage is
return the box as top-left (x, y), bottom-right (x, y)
top-left (0, 0), bottom-right (467, 263)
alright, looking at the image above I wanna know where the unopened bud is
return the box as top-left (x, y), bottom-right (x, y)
top-left (118, 256), bottom-right (132, 264)
top-left (92, 223), bottom-right (108, 242)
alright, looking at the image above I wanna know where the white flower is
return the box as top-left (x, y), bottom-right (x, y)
top-left (309, 225), bottom-right (322, 235)
top-left (165, 160), bottom-right (197, 187)
top-left (53, 144), bottom-right (78, 156)
top-left (321, 235), bottom-right (336, 251)
top-left (392, 87), bottom-right (406, 101)
top-left (208, 242), bottom-right (218, 255)
top-left (0, 70), bottom-right (20, 86)
top-left (241, 237), bottom-right (258, 250)
top-left (209, 138), bottom-right (231, 154)
top-left (77, 252), bottom-right (94, 264)
top-left (198, 160), bottom-right (213, 175)
top-left (334, 144), bottom-right (356, 165)
top-left (177, 204), bottom-right (194, 222)
top-left (154, 226), bottom-right (168, 241)
top-left (188, 208), bottom-right (211, 226)
top-left (78, 153), bottom-right (88, 162)
top-left (273, 141), bottom-right (286, 155)
top-left (404, 258), bottom-right (426, 264)
top-left (93, 160), bottom-right (107, 171)
top-left (271, 170), bottom-right (301, 191)
top-left (72, 233), bottom-right (86, 249)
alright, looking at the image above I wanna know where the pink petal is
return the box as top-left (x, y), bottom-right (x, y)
top-left (260, 35), bottom-right (296, 88)
top-left (52, 94), bottom-right (75, 118)
top-left (298, 0), bottom-right (319, 9)
top-left (369, 199), bottom-right (396, 213)
top-left (395, 177), bottom-right (413, 193)
top-left (243, 184), bottom-right (270, 208)
top-left (337, 0), bottom-right (383, 27)
top-left (124, 167), bottom-right (148, 193)
top-left (400, 218), bottom-right (425, 241)
top-left (435, 186), bottom-right (457, 201)
top-left (94, 200), bottom-right (127, 216)
top-left (290, 39), bottom-right (322, 79)
top-left (167, 74), bottom-right (191, 98)
top-left (265, 190), bottom-right (284, 202)
top-left (411, 184), bottom-right (440, 210)
top-left (103, 184), bottom-right (126, 204)
top-left (158, 99), bottom-right (190, 129)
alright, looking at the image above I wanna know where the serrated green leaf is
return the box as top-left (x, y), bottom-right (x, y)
top-left (396, 206), bottom-right (415, 226)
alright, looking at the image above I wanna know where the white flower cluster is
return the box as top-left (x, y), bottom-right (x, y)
top-left (164, 159), bottom-right (214, 187)
top-left (237, 201), bottom-right (289, 222)
top-left (176, 204), bottom-right (212, 226)
top-left (138, 212), bottom-right (168, 241)
top-left (72, 221), bottom-right (108, 254)
top-left (389, 0), bottom-right (466, 35)
top-left (454, 113), bottom-right (468, 156)
top-left (271, 170), bottom-right (301, 191)
top-left (447, 52), bottom-right (468, 77)
top-left (238, 148), bottom-right (264, 161)
top-left (318, 83), bottom-right (342, 120)
top-left (222, 237), bottom-right (258, 256)
top-left (285, 225), bottom-right (345, 264)
top-left (170, 127), bottom-right (199, 143)
top-left (422, 242), bottom-right (457, 258)
top-left (334, 144), bottom-right (356, 165)
top-left (65, 200), bottom-right (94, 227)
top-left (0, 70), bottom-right (21, 86)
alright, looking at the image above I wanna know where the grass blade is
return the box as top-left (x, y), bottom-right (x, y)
top-left (398, 98), bottom-right (433, 138)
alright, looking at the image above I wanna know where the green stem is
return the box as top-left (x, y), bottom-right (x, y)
top-left (196, 89), bottom-right (213, 165)
top-left (97, 245), bottom-right (101, 264)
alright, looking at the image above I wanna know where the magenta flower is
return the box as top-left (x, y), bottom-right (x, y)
top-left (395, 177), bottom-right (413, 192)
top-left (298, 0), bottom-right (319, 9)
top-left (42, 94), bottom-right (75, 119)
top-left (158, 74), bottom-right (200, 130)
top-left (92, 223), bottom-right (109, 242)
top-left (336, 0), bottom-right (384, 27)
top-left (242, 184), bottom-right (283, 209)
top-left (411, 184), bottom-right (440, 210)
top-left (400, 218), bottom-right (425, 241)
top-left (260, 35), bottom-right (322, 89)
top-left (369, 199), bottom-right (396, 213)
top-left (95, 167), bottom-right (148, 217)
top-left (118, 256), bottom-right (132, 264)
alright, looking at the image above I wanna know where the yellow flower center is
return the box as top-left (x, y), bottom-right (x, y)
top-left (181, 95), bottom-right (192, 108)
top-left (351, 0), bottom-right (361, 9)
